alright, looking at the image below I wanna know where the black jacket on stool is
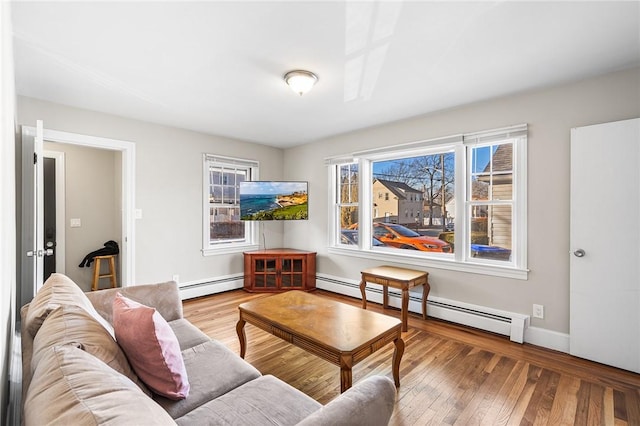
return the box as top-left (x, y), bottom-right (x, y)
top-left (79, 240), bottom-right (119, 268)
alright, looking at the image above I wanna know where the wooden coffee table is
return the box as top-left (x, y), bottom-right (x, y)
top-left (236, 290), bottom-right (404, 393)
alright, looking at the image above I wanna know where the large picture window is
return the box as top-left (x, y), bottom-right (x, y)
top-left (203, 155), bottom-right (258, 254)
top-left (329, 125), bottom-right (527, 278)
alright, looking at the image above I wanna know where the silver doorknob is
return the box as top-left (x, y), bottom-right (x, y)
top-left (573, 249), bottom-right (586, 257)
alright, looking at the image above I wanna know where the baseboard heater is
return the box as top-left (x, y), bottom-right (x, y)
top-left (317, 274), bottom-right (528, 343)
top-left (178, 274), bottom-right (244, 300)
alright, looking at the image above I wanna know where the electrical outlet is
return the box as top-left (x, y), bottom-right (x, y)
top-left (533, 304), bottom-right (544, 319)
top-left (172, 274), bottom-right (179, 283)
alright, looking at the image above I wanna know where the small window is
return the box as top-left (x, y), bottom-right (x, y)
top-left (203, 155), bottom-right (258, 254)
top-left (336, 162), bottom-right (359, 246)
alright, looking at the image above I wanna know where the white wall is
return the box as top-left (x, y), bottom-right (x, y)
top-left (44, 142), bottom-right (120, 291)
top-left (284, 67), bottom-right (640, 340)
top-left (18, 97), bottom-right (285, 287)
top-left (1, 1), bottom-right (16, 423)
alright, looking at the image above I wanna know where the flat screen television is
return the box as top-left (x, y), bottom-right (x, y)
top-left (239, 181), bottom-right (308, 220)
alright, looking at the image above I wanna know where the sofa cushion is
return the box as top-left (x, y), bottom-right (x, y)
top-left (24, 345), bottom-right (176, 426)
top-left (25, 273), bottom-right (113, 338)
top-left (154, 340), bottom-right (262, 419)
top-left (297, 376), bottom-right (397, 426)
top-left (113, 293), bottom-right (190, 400)
top-left (86, 281), bottom-right (183, 325)
top-left (168, 318), bottom-right (211, 351)
top-left (174, 375), bottom-right (321, 425)
top-left (32, 305), bottom-right (149, 395)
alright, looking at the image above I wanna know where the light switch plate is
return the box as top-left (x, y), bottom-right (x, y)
top-left (70, 218), bottom-right (81, 228)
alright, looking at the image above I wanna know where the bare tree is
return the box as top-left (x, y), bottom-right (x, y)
top-left (374, 153), bottom-right (455, 228)
top-left (339, 163), bottom-right (358, 227)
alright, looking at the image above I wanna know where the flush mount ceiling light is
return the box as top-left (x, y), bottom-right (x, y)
top-left (284, 70), bottom-right (318, 96)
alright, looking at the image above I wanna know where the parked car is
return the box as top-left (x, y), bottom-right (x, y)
top-left (470, 244), bottom-right (511, 261)
top-left (349, 223), bottom-right (451, 253)
top-left (340, 229), bottom-right (385, 247)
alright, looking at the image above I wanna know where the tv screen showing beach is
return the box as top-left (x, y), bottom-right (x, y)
top-left (240, 181), bottom-right (308, 220)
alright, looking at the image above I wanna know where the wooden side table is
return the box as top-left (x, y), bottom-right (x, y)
top-left (360, 265), bottom-right (429, 332)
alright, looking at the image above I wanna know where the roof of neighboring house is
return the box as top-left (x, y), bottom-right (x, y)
top-left (374, 179), bottom-right (422, 200)
top-left (483, 144), bottom-right (513, 174)
top-left (477, 143), bottom-right (513, 185)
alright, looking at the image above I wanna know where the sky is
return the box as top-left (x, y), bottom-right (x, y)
top-left (240, 181), bottom-right (307, 195)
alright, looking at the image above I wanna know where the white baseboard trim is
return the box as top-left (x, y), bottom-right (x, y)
top-left (178, 274), bottom-right (244, 300)
top-left (524, 326), bottom-right (570, 353)
top-left (317, 273), bottom-right (533, 344)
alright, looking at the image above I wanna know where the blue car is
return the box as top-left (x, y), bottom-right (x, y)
top-left (470, 244), bottom-right (511, 260)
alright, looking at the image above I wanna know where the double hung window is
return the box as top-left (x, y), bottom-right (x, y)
top-left (202, 155), bottom-right (258, 255)
top-left (329, 125), bottom-right (527, 277)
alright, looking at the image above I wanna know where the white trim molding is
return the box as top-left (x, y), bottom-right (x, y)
top-left (524, 326), bottom-right (570, 353)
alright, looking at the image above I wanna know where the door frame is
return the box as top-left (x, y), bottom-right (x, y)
top-left (25, 126), bottom-right (136, 286)
top-left (43, 150), bottom-right (66, 275)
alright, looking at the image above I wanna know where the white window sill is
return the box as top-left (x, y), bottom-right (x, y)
top-left (202, 243), bottom-right (259, 256)
top-left (327, 246), bottom-right (529, 280)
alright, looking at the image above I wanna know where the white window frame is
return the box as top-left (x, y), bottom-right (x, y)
top-left (327, 125), bottom-right (528, 279)
top-left (202, 154), bottom-right (259, 256)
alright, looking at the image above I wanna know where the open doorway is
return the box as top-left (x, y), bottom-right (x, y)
top-left (20, 124), bottom-right (135, 304)
top-left (43, 143), bottom-right (121, 290)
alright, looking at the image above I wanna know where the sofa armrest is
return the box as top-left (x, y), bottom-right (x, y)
top-left (85, 281), bottom-right (183, 325)
top-left (297, 376), bottom-right (396, 426)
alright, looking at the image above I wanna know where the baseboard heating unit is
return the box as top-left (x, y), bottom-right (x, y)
top-left (179, 274), bottom-right (244, 300)
top-left (317, 273), bottom-right (529, 343)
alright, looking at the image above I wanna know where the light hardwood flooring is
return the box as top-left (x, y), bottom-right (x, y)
top-left (182, 289), bottom-right (640, 426)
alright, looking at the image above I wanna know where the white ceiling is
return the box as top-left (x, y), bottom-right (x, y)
top-left (11, 1), bottom-right (640, 148)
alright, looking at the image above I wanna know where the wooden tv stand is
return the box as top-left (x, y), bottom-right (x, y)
top-left (243, 249), bottom-right (316, 292)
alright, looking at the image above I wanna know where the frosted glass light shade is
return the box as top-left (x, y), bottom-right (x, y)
top-left (284, 70), bottom-right (318, 96)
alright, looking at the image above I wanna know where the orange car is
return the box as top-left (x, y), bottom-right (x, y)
top-left (350, 222), bottom-right (452, 253)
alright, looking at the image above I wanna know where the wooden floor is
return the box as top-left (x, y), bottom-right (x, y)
top-left (182, 289), bottom-right (640, 426)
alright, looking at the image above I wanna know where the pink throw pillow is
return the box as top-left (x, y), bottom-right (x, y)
top-left (112, 293), bottom-right (189, 400)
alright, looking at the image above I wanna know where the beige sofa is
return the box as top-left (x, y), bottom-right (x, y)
top-left (21, 274), bottom-right (396, 425)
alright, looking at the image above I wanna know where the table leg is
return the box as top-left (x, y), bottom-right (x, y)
top-left (392, 336), bottom-right (404, 388)
top-left (236, 317), bottom-right (247, 358)
top-left (383, 285), bottom-right (389, 309)
top-left (401, 289), bottom-right (409, 332)
top-left (422, 282), bottom-right (430, 320)
top-left (359, 276), bottom-right (367, 309)
top-left (340, 354), bottom-right (353, 393)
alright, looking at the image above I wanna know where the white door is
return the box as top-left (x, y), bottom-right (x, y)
top-left (20, 120), bottom-right (47, 307)
top-left (570, 118), bottom-right (640, 373)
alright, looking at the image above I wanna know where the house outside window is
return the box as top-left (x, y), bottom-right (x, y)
top-left (329, 124), bottom-right (527, 278)
top-left (202, 154), bottom-right (259, 255)
top-left (335, 162), bottom-right (359, 245)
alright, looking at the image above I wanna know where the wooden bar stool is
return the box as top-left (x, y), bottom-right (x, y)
top-left (92, 255), bottom-right (118, 291)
